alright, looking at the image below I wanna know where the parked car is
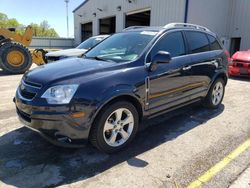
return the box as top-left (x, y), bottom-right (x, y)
top-left (229, 50), bottom-right (250, 77)
top-left (15, 23), bottom-right (229, 153)
top-left (45, 35), bottom-right (109, 62)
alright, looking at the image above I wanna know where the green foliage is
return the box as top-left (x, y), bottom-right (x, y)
top-left (0, 12), bottom-right (59, 37)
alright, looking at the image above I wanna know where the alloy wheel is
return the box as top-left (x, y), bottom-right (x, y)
top-left (103, 108), bottom-right (134, 147)
top-left (212, 81), bottom-right (224, 106)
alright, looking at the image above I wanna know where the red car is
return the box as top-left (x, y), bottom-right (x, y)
top-left (229, 51), bottom-right (250, 77)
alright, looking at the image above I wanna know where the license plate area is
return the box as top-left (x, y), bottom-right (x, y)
top-left (240, 68), bottom-right (249, 75)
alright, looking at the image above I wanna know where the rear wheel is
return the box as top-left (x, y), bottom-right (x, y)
top-left (203, 78), bottom-right (225, 109)
top-left (0, 42), bottom-right (32, 74)
top-left (90, 101), bottom-right (139, 153)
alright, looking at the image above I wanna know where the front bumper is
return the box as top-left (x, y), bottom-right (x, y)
top-left (229, 66), bottom-right (250, 77)
top-left (15, 97), bottom-right (91, 148)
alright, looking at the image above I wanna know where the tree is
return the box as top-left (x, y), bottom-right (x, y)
top-left (30, 21), bottom-right (59, 37)
top-left (7, 18), bottom-right (19, 28)
top-left (0, 12), bottom-right (59, 37)
top-left (0, 12), bottom-right (8, 28)
top-left (0, 13), bottom-right (8, 21)
top-left (40, 20), bottom-right (50, 30)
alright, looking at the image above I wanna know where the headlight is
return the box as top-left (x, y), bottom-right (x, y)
top-left (41, 84), bottom-right (78, 104)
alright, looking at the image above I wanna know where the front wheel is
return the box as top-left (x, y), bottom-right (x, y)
top-left (203, 78), bottom-right (225, 109)
top-left (90, 101), bottom-right (139, 153)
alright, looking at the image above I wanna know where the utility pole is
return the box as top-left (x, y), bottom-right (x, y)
top-left (65, 0), bottom-right (69, 37)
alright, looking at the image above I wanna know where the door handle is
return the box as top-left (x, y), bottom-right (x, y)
top-left (182, 65), bottom-right (191, 71)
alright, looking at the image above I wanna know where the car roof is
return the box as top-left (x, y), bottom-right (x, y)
top-left (91, 35), bottom-right (110, 39)
top-left (122, 23), bottom-right (216, 37)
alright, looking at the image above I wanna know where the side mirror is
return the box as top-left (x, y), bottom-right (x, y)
top-left (149, 51), bottom-right (172, 72)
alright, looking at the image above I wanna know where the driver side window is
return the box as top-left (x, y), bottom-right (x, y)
top-left (148, 31), bottom-right (186, 62)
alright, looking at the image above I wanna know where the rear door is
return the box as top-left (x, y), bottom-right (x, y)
top-left (207, 34), bottom-right (226, 73)
top-left (184, 31), bottom-right (215, 97)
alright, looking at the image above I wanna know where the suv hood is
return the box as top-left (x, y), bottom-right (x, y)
top-left (24, 58), bottom-right (118, 85)
top-left (46, 48), bottom-right (88, 57)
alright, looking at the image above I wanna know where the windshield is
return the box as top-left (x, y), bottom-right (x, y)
top-left (77, 37), bottom-right (105, 49)
top-left (85, 31), bottom-right (158, 63)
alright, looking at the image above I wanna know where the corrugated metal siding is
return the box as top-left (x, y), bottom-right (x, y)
top-left (187, 0), bottom-right (250, 51)
top-left (74, 0), bottom-right (250, 51)
top-left (30, 37), bottom-right (75, 49)
top-left (229, 0), bottom-right (250, 50)
top-left (187, 0), bottom-right (231, 37)
top-left (74, 0), bottom-right (186, 44)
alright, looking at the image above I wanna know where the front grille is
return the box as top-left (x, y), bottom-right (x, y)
top-left (20, 89), bottom-right (36, 100)
top-left (233, 59), bottom-right (250, 68)
top-left (17, 108), bottom-right (31, 123)
top-left (24, 80), bottom-right (42, 88)
top-left (236, 63), bottom-right (244, 67)
top-left (19, 80), bottom-right (42, 100)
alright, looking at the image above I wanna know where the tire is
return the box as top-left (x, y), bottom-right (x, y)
top-left (0, 42), bottom-right (32, 74)
top-left (89, 101), bottom-right (139, 153)
top-left (202, 78), bottom-right (225, 109)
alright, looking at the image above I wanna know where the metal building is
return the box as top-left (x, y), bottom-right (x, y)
top-left (73, 0), bottom-right (250, 54)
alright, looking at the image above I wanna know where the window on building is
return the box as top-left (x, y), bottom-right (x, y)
top-left (207, 35), bottom-right (222, 50)
top-left (149, 31), bottom-right (186, 60)
top-left (185, 31), bottom-right (210, 54)
top-left (81, 22), bottom-right (93, 42)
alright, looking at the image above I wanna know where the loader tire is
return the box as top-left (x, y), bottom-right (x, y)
top-left (0, 42), bottom-right (32, 74)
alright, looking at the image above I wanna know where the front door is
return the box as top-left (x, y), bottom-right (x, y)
top-left (146, 31), bottom-right (193, 114)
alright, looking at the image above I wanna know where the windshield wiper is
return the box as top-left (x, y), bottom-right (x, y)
top-left (88, 56), bottom-right (115, 63)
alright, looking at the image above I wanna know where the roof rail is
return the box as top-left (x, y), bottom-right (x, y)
top-left (123, 26), bottom-right (148, 31)
top-left (163, 23), bottom-right (210, 32)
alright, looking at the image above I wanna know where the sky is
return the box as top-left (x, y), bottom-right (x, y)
top-left (0, 0), bottom-right (84, 38)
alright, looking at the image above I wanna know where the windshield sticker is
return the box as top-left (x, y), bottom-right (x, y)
top-left (140, 31), bottom-right (158, 36)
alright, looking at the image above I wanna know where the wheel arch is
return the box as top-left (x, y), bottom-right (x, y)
top-left (212, 71), bottom-right (228, 86)
top-left (91, 94), bottom-right (144, 128)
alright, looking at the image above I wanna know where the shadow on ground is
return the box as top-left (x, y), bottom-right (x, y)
top-left (0, 69), bottom-right (16, 77)
top-left (0, 104), bottom-right (224, 188)
top-left (229, 76), bottom-right (250, 82)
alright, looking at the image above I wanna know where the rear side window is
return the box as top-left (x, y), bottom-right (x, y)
top-left (150, 31), bottom-right (185, 58)
top-left (207, 35), bottom-right (222, 50)
top-left (185, 31), bottom-right (210, 54)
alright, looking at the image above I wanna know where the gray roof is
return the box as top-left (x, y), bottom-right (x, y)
top-left (73, 0), bottom-right (89, 13)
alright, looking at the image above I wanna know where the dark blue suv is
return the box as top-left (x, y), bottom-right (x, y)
top-left (15, 23), bottom-right (229, 153)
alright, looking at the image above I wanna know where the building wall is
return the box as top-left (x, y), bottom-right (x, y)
top-left (74, 0), bottom-right (250, 51)
top-left (188, 0), bottom-right (250, 51)
top-left (74, 0), bottom-right (186, 45)
top-left (187, 0), bottom-right (233, 50)
top-left (187, 0), bottom-right (232, 38)
top-left (229, 0), bottom-right (250, 50)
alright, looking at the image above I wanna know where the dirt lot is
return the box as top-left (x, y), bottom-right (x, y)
top-left (0, 67), bottom-right (249, 188)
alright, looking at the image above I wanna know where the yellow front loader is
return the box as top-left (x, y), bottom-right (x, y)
top-left (0, 26), bottom-right (47, 74)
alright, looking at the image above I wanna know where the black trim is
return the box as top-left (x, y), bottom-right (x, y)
top-left (184, 0), bottom-right (189, 23)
